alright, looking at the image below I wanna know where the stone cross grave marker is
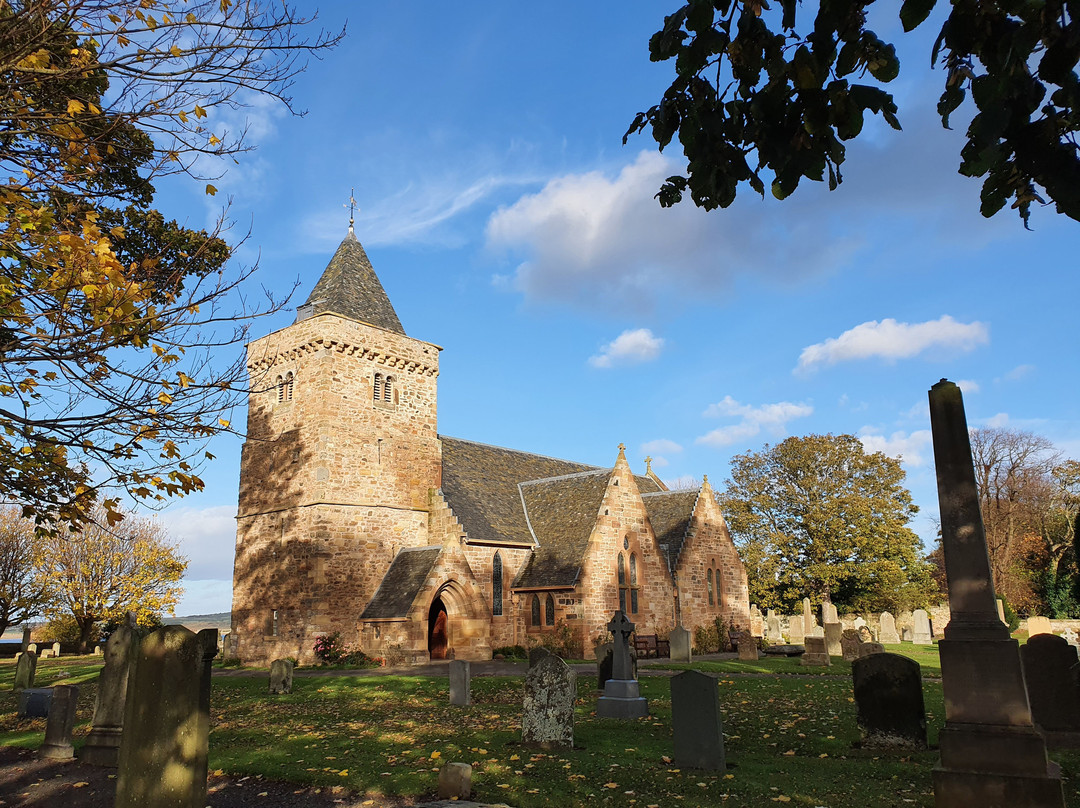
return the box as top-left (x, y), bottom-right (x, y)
top-left (115, 626), bottom-right (218, 808)
top-left (596, 610), bottom-right (648, 719)
top-left (879, 612), bottom-right (901, 644)
top-left (39, 684), bottom-right (80, 760)
top-left (800, 636), bottom-right (831, 667)
top-left (852, 652), bottom-right (926, 749)
top-left (1020, 634), bottom-right (1080, 741)
top-left (269, 659), bottom-right (294, 695)
top-left (449, 660), bottom-right (471, 706)
top-left (671, 670), bottom-right (725, 770)
top-left (82, 623), bottom-right (142, 766)
top-left (911, 609), bottom-right (932, 645)
top-left (521, 655), bottom-right (576, 749)
top-left (13, 650), bottom-right (37, 692)
top-left (669, 626), bottom-right (691, 664)
top-left (608, 610), bottom-right (634, 680)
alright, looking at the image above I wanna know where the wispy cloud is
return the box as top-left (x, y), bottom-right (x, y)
top-left (956, 379), bottom-right (980, 394)
top-left (998, 364), bottom-right (1035, 383)
top-left (696, 396), bottom-right (813, 448)
top-left (796, 316), bottom-right (989, 374)
top-left (640, 438), bottom-right (683, 470)
top-left (859, 429), bottom-right (934, 467)
top-left (588, 328), bottom-right (664, 368)
top-left (157, 504), bottom-right (236, 581)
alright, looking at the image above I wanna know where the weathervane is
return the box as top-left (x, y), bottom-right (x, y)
top-left (345, 188), bottom-right (358, 232)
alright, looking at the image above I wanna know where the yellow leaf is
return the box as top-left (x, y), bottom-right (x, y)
top-left (205, 184), bottom-right (217, 196)
top-left (158, 391), bottom-right (173, 405)
top-left (604, 782), bottom-right (618, 789)
top-left (208, 134), bottom-right (221, 146)
top-left (67, 99), bottom-right (85, 114)
top-left (169, 45), bottom-right (181, 57)
top-left (429, 751), bottom-right (441, 759)
top-left (178, 110), bottom-right (188, 122)
top-left (218, 418), bottom-right (230, 428)
top-left (194, 104), bottom-right (207, 118)
top-left (186, 13), bottom-right (197, 23)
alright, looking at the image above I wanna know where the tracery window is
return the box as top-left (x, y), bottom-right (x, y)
top-left (531, 594), bottom-right (541, 626)
top-left (545, 594), bottom-right (555, 627)
top-left (492, 552), bottom-right (503, 616)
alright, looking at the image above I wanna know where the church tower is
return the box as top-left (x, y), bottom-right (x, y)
top-left (230, 226), bottom-right (441, 663)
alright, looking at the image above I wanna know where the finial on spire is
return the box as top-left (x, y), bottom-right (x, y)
top-left (345, 187), bottom-right (358, 233)
top-left (618, 442), bottom-right (626, 454)
top-left (645, 456), bottom-right (653, 474)
top-left (702, 474), bottom-right (709, 486)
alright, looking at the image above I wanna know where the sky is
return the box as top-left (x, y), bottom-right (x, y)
top-left (143, 2), bottom-right (1079, 616)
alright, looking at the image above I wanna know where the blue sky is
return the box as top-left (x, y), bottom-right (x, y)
top-left (148, 2), bottom-right (1078, 615)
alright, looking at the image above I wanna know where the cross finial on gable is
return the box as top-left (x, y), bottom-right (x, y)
top-left (645, 456), bottom-right (653, 474)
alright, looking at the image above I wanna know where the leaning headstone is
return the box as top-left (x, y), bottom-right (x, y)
top-left (811, 625), bottom-right (825, 638)
top-left (928, 379), bottom-right (1064, 806)
top-left (438, 762), bottom-right (472, 800)
top-left (857, 641), bottom-right (885, 658)
top-left (802, 597), bottom-right (816, 634)
top-left (800, 636), bottom-right (831, 667)
top-left (840, 629), bottom-right (862, 661)
top-left (115, 627), bottom-right (218, 808)
top-left (449, 660), bottom-right (471, 706)
top-left (82, 623), bottom-right (143, 767)
top-left (824, 622), bottom-right (843, 657)
top-left (1027, 616), bottom-right (1053, 637)
top-left (20, 627), bottom-right (31, 652)
top-left (857, 625), bottom-right (874, 643)
top-left (1020, 634), bottom-right (1080, 742)
top-left (766, 614), bottom-right (782, 643)
top-left (13, 649), bottom-right (37, 692)
top-left (852, 652), bottom-right (926, 749)
top-left (39, 685), bottom-right (80, 760)
top-left (879, 612), bottom-right (901, 644)
top-left (521, 655), bottom-right (576, 749)
top-left (787, 617), bottom-right (805, 645)
top-left (18, 687), bottom-right (52, 718)
top-left (737, 637), bottom-right (759, 661)
top-left (669, 626), bottom-right (692, 664)
top-left (822, 601), bottom-right (839, 625)
top-left (528, 646), bottom-right (551, 669)
top-left (596, 611), bottom-right (648, 719)
top-left (269, 658), bottom-right (294, 695)
top-left (671, 670), bottom-right (725, 770)
top-left (911, 609), bottom-right (933, 645)
top-left (996, 599), bottom-right (1007, 625)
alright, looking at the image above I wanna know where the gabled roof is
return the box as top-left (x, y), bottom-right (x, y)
top-left (360, 547), bottom-right (440, 619)
top-left (642, 489), bottom-right (701, 572)
top-left (296, 229), bottom-right (405, 335)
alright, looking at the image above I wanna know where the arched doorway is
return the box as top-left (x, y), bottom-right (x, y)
top-left (428, 597), bottom-right (448, 659)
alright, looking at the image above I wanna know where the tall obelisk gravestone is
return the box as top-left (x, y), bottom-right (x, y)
top-left (929, 379), bottom-right (1064, 806)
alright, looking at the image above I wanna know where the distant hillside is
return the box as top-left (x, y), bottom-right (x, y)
top-left (164, 612), bottom-right (231, 632)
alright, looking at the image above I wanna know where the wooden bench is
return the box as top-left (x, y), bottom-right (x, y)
top-left (633, 634), bottom-right (670, 659)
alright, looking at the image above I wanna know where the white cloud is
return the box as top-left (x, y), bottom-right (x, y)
top-left (858, 429), bottom-right (934, 467)
top-left (696, 396), bottom-right (813, 448)
top-left (157, 504), bottom-right (236, 581)
top-left (985, 412), bottom-right (1010, 428)
top-left (641, 438), bottom-right (684, 455)
top-left (647, 456), bottom-right (670, 469)
top-left (956, 379), bottom-right (980, 394)
top-left (588, 328), bottom-right (664, 368)
top-left (999, 364), bottom-right (1036, 383)
top-left (796, 316), bottom-right (989, 374)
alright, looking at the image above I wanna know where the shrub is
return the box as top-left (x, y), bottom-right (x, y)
top-left (531, 620), bottom-right (579, 658)
top-left (38, 616), bottom-right (87, 643)
top-left (693, 623), bottom-right (719, 654)
top-left (313, 632), bottom-right (346, 664)
top-left (492, 645), bottom-right (527, 659)
top-left (218, 656), bottom-right (242, 668)
top-left (999, 597), bottom-right (1022, 632)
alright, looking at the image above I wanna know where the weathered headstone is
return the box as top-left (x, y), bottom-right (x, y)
top-left (669, 626), bottom-right (692, 664)
top-left (82, 623), bottom-right (142, 767)
top-left (1027, 616), bottom-right (1053, 637)
top-left (749, 605), bottom-right (764, 637)
top-left (787, 617), bottom-right (805, 645)
top-left (822, 601), bottom-right (839, 625)
top-left (20, 627), bottom-right (31, 652)
top-left (854, 616), bottom-right (868, 631)
top-left (766, 614), bottom-right (782, 643)
top-left (521, 655), bottom-right (576, 748)
top-left (39, 649), bottom-right (51, 659)
top-left (671, 670), bottom-right (725, 770)
top-left (269, 658), bottom-right (294, 695)
top-left (528, 646), bottom-right (551, 669)
top-left (596, 611), bottom-right (648, 719)
top-left (737, 636), bottom-right (759, 661)
top-left (824, 622), bottom-right (843, 657)
top-left (879, 612), bottom-right (901, 644)
top-left (115, 626), bottom-right (218, 808)
top-left (800, 636), bottom-right (831, 667)
top-left (852, 652), bottom-right (927, 749)
top-left (51, 641), bottom-right (60, 657)
top-left (449, 660), bottom-right (471, 706)
top-left (18, 687), bottom-right (52, 718)
top-left (438, 762), bottom-right (472, 799)
top-left (803, 597), bottom-right (816, 634)
top-left (93, 645), bottom-right (103, 656)
top-left (857, 625), bottom-right (874, 643)
top-left (1020, 634), bottom-right (1080, 742)
top-left (39, 684), bottom-right (80, 760)
top-left (911, 609), bottom-right (933, 645)
top-left (13, 649), bottom-right (37, 692)
top-left (26, 642), bottom-right (36, 653)
top-left (928, 379), bottom-right (1064, 806)
top-left (857, 641), bottom-right (885, 658)
top-left (901, 626), bottom-right (913, 642)
top-left (1062, 627), bottom-right (1080, 649)
top-left (840, 629), bottom-right (862, 661)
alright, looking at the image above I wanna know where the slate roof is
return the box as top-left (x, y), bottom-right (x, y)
top-left (642, 489), bottom-right (700, 573)
top-left (360, 547), bottom-right (441, 619)
top-left (296, 229), bottom-right (406, 335)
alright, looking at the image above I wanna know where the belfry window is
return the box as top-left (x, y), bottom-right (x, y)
top-left (531, 594), bottom-right (541, 626)
top-left (492, 552), bottom-right (503, 617)
top-left (373, 373), bottom-right (383, 401)
top-left (545, 594), bottom-right (555, 627)
top-left (284, 372), bottom-right (294, 401)
top-left (276, 375), bottom-right (285, 402)
top-left (383, 375), bottom-right (394, 402)
top-left (707, 569), bottom-right (715, 606)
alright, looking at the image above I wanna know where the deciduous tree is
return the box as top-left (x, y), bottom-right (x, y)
top-left (0, 506), bottom-right (49, 635)
top-left (721, 433), bottom-right (935, 613)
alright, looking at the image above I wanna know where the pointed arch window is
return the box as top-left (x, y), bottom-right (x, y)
top-left (545, 594), bottom-right (555, 627)
top-left (531, 594), bottom-right (541, 626)
top-left (492, 552), bottom-right (503, 617)
top-left (707, 569), bottom-right (715, 606)
top-left (629, 553), bottom-right (639, 615)
top-left (617, 553), bottom-right (627, 613)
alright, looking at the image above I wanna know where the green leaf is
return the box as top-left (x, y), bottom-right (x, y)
top-left (899, 0), bottom-right (936, 32)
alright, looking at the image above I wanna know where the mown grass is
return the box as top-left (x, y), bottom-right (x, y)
top-left (2, 649), bottom-right (1079, 807)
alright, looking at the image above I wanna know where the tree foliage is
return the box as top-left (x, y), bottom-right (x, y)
top-left (39, 506), bottom-right (186, 651)
top-left (0, 506), bottom-right (49, 635)
top-left (721, 433), bottom-right (935, 613)
top-left (625, 0), bottom-right (1080, 226)
top-left (0, 0), bottom-right (338, 528)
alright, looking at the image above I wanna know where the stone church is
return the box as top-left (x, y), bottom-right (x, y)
top-left (230, 226), bottom-right (750, 664)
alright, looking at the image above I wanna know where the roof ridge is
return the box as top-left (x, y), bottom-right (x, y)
top-left (439, 435), bottom-right (602, 468)
top-left (641, 488), bottom-right (700, 498)
top-left (519, 468), bottom-right (612, 486)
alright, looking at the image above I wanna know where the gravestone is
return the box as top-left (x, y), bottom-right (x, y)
top-left (852, 652), bottom-right (926, 749)
top-left (51, 641), bottom-right (60, 657)
top-left (18, 687), bottom-right (52, 718)
top-left (40, 684), bottom-right (80, 760)
top-left (20, 627), bottom-right (31, 651)
top-left (811, 625), bottom-right (825, 638)
top-left (901, 626), bottom-right (913, 642)
top-left (115, 626), bottom-right (218, 808)
top-left (528, 646), bottom-right (551, 669)
top-left (800, 636), bottom-right (831, 667)
top-left (39, 649), bottom-right (51, 659)
top-left (749, 605), bottom-right (764, 637)
top-left (822, 601), bottom-right (839, 625)
top-left (438, 762), bottom-right (472, 799)
top-left (928, 379), bottom-right (1064, 806)
top-left (449, 660), bottom-right (471, 706)
top-left (269, 659), bottom-right (294, 695)
top-left (857, 641), bottom-right (885, 658)
top-left (787, 617), bottom-right (805, 645)
top-left (13, 649), bottom-right (37, 691)
top-left (595, 641), bottom-right (613, 689)
top-left (1027, 616), bottom-right (1053, 637)
top-left (737, 637), bottom-right (759, 661)
top-left (879, 612), bottom-right (901, 644)
top-left (858, 625), bottom-right (874, 643)
top-left (669, 626), bottom-right (692, 663)
top-left (911, 609), bottom-right (933, 645)
top-left (854, 616), bottom-right (868, 631)
top-left (596, 610), bottom-right (648, 719)
top-left (997, 599), bottom-right (1007, 625)
top-left (94, 646), bottom-right (103, 656)
top-left (802, 597), bottom-right (816, 634)
top-left (824, 622), bottom-right (843, 657)
top-left (840, 629), bottom-right (862, 662)
top-left (766, 614), bottom-right (781, 643)
top-left (521, 655), bottom-right (576, 749)
top-left (1020, 634), bottom-right (1080, 741)
top-left (671, 670), bottom-right (725, 770)
top-left (26, 642), bottom-right (36, 653)
top-left (82, 622), bottom-right (142, 766)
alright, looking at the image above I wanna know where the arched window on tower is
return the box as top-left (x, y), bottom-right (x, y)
top-left (531, 594), bottom-right (541, 626)
top-left (707, 569), bottom-right (715, 606)
top-left (276, 375), bottom-right (285, 403)
top-left (629, 553), bottom-right (639, 614)
top-left (373, 373), bottom-right (383, 402)
top-left (545, 594), bottom-right (555, 627)
top-left (383, 375), bottom-right (394, 402)
top-left (492, 552), bottom-right (503, 617)
top-left (284, 371), bottom-right (294, 401)
top-left (617, 553), bottom-right (628, 613)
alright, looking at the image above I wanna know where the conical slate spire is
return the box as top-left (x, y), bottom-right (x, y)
top-left (296, 229), bottom-right (405, 335)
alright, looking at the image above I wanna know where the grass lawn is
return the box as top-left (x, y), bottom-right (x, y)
top-left (2, 650), bottom-right (1079, 807)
